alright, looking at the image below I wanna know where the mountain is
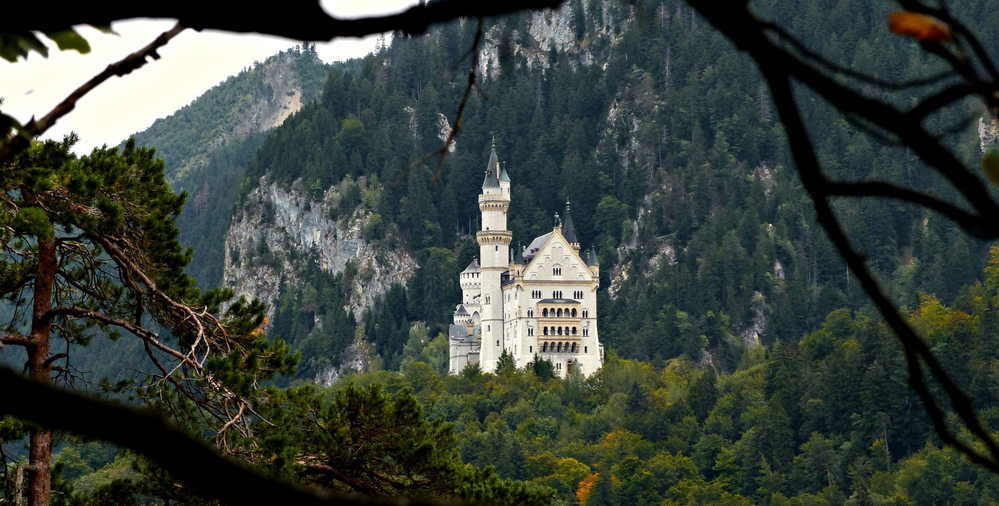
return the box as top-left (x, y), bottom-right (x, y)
top-left (127, 0), bottom-right (997, 383)
top-left (128, 45), bottom-right (335, 289)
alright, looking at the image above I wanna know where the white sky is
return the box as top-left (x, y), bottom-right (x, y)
top-left (0, 1), bottom-right (417, 154)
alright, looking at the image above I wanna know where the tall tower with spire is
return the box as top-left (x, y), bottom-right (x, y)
top-left (449, 142), bottom-right (603, 377)
top-left (477, 140), bottom-right (511, 372)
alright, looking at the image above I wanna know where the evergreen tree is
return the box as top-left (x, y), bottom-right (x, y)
top-left (0, 137), bottom-right (295, 504)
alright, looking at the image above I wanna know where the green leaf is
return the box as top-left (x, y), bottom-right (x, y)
top-left (0, 32), bottom-right (48, 62)
top-left (43, 29), bottom-right (91, 55)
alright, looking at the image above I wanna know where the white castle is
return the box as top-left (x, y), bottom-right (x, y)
top-left (448, 143), bottom-right (604, 377)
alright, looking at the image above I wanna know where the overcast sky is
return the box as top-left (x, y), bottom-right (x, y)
top-left (0, 1), bottom-right (417, 154)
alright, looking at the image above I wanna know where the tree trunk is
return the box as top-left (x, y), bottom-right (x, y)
top-left (27, 237), bottom-right (56, 506)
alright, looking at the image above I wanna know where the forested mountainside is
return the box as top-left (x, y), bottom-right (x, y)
top-left (127, 45), bottom-right (335, 289)
top-left (152, 0), bottom-right (997, 381)
top-left (12, 0), bottom-right (999, 504)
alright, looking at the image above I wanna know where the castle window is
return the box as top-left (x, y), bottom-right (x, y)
top-left (528, 327), bottom-right (534, 336)
top-left (553, 267), bottom-right (562, 275)
top-left (572, 327), bottom-right (577, 335)
top-left (557, 308), bottom-right (563, 317)
top-left (585, 346), bottom-right (588, 353)
top-left (485, 296), bottom-right (490, 304)
top-left (496, 340), bottom-right (500, 346)
top-left (487, 325), bottom-right (490, 331)
top-left (557, 327), bottom-right (563, 336)
top-left (557, 342), bottom-right (562, 352)
top-left (542, 342), bottom-right (548, 352)
top-left (583, 328), bottom-right (588, 336)
top-left (572, 309), bottom-right (577, 317)
top-left (582, 310), bottom-right (589, 318)
top-left (528, 309), bottom-right (534, 317)
top-left (530, 346), bottom-right (533, 353)
top-left (543, 327), bottom-right (549, 336)
top-left (571, 343), bottom-right (577, 352)
top-left (542, 308), bottom-right (548, 317)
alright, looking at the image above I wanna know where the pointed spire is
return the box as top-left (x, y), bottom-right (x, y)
top-left (587, 248), bottom-right (599, 266)
top-left (563, 200), bottom-right (578, 245)
top-left (482, 141), bottom-right (501, 189)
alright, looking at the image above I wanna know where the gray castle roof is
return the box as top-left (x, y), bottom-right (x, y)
top-left (482, 145), bottom-right (502, 188)
top-left (538, 298), bottom-right (581, 304)
top-left (562, 201), bottom-right (578, 244)
top-left (587, 249), bottom-right (599, 266)
top-left (523, 232), bottom-right (552, 263)
top-left (461, 258), bottom-right (480, 273)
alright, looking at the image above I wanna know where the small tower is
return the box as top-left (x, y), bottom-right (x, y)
top-left (477, 140), bottom-right (512, 373)
top-left (563, 201), bottom-right (580, 251)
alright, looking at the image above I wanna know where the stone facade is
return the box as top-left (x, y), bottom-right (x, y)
top-left (449, 144), bottom-right (604, 377)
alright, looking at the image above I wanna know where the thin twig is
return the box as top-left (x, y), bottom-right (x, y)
top-left (0, 24), bottom-right (186, 161)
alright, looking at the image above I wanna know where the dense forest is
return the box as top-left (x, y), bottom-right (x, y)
top-left (216, 0), bottom-right (999, 379)
top-left (6, 0), bottom-right (999, 503)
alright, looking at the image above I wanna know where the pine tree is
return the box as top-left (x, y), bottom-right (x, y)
top-left (0, 137), bottom-right (295, 505)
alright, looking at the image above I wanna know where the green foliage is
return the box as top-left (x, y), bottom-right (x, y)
top-left (244, 383), bottom-right (555, 504)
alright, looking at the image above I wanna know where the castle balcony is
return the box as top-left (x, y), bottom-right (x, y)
top-left (537, 298), bottom-right (581, 320)
top-left (476, 230), bottom-right (513, 245)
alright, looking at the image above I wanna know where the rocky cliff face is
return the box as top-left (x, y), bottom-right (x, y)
top-left (224, 176), bottom-right (417, 321)
top-left (478, 0), bottom-right (626, 76)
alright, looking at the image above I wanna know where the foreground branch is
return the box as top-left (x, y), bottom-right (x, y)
top-left (1, 0), bottom-right (563, 42)
top-left (0, 366), bottom-right (446, 506)
top-left (0, 24), bottom-right (186, 161)
top-left (688, 0), bottom-right (999, 474)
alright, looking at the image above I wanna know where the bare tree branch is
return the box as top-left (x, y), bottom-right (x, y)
top-left (0, 365), bottom-right (447, 506)
top-left (1, 0), bottom-right (563, 42)
top-left (0, 24), bottom-right (186, 161)
top-left (688, 0), bottom-right (999, 474)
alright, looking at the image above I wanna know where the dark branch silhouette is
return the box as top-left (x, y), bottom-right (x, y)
top-left (688, 0), bottom-right (999, 473)
top-left (0, 366), bottom-right (447, 506)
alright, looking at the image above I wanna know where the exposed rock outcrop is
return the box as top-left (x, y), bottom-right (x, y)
top-left (224, 176), bottom-right (417, 321)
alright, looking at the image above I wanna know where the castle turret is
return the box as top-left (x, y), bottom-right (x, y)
top-left (477, 141), bottom-right (511, 373)
top-left (562, 201), bottom-right (580, 251)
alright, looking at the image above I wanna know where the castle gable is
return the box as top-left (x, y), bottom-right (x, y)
top-left (522, 230), bottom-right (592, 282)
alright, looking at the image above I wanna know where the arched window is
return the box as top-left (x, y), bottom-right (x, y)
top-left (542, 342), bottom-right (548, 352)
top-left (571, 343), bottom-right (577, 353)
top-left (572, 308), bottom-right (577, 317)
top-left (542, 308), bottom-right (548, 317)
top-left (528, 327), bottom-right (534, 336)
top-left (557, 327), bottom-right (563, 336)
top-left (557, 342), bottom-right (562, 352)
top-left (557, 308), bottom-right (563, 317)
top-left (528, 309), bottom-right (534, 317)
top-left (572, 327), bottom-right (577, 335)
top-left (543, 327), bottom-right (549, 336)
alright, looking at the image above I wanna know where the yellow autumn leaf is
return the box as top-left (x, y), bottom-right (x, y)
top-left (983, 152), bottom-right (999, 187)
top-left (889, 11), bottom-right (952, 42)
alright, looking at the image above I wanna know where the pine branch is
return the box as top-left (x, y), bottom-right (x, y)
top-left (0, 365), bottom-right (447, 506)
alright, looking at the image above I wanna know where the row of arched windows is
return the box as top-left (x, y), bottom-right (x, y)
top-left (543, 326), bottom-right (577, 336)
top-left (541, 307), bottom-right (578, 318)
top-left (542, 342), bottom-right (578, 353)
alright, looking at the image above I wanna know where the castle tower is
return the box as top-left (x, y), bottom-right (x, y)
top-left (477, 141), bottom-right (511, 373)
